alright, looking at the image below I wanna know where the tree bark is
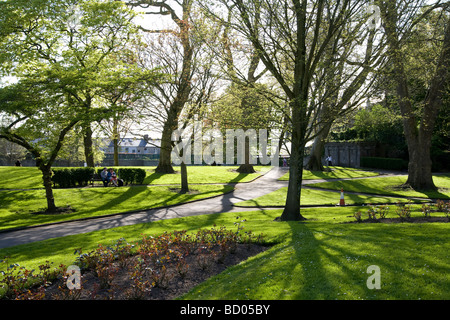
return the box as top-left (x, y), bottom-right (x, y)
top-left (83, 124), bottom-right (95, 167)
top-left (113, 117), bottom-right (119, 167)
top-left (280, 116), bottom-right (306, 221)
top-left (380, 1), bottom-right (450, 190)
top-left (180, 161), bottom-right (189, 193)
top-left (40, 164), bottom-right (57, 212)
top-left (155, 114), bottom-right (176, 174)
top-left (305, 121), bottom-right (332, 171)
top-left (237, 136), bottom-right (256, 173)
top-left (279, 98), bottom-right (308, 221)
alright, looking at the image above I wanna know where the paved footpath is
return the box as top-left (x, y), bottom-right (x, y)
top-left (0, 167), bottom-right (292, 249)
top-left (0, 167), bottom-right (410, 249)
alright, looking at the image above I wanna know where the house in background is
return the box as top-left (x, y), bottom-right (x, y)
top-left (101, 135), bottom-right (161, 166)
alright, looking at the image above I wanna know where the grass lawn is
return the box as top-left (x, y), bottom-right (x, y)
top-left (279, 166), bottom-right (380, 181)
top-left (142, 165), bottom-right (272, 185)
top-left (0, 185), bottom-right (234, 231)
top-left (1, 207), bottom-right (449, 300)
top-left (0, 165), bottom-right (271, 189)
top-left (308, 174), bottom-right (450, 200)
top-left (234, 187), bottom-right (423, 207)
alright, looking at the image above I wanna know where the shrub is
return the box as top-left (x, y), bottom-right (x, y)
top-left (117, 168), bottom-right (146, 185)
top-left (421, 204), bottom-right (433, 218)
top-left (354, 211), bottom-right (363, 222)
top-left (395, 202), bottom-right (412, 220)
top-left (52, 167), bottom-right (94, 188)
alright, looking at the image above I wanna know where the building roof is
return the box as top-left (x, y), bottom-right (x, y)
top-left (105, 137), bottom-right (161, 149)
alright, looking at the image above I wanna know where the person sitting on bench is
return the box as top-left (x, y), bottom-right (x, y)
top-left (107, 168), bottom-right (118, 187)
top-left (100, 167), bottom-right (109, 187)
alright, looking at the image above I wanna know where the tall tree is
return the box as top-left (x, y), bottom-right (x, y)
top-left (305, 19), bottom-right (383, 171)
top-left (0, 78), bottom-right (84, 212)
top-left (207, 0), bottom-right (376, 221)
top-left (0, 0), bottom-right (160, 211)
top-left (126, 0), bottom-right (195, 174)
top-left (378, 0), bottom-right (450, 190)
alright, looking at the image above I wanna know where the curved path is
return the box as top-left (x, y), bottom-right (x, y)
top-left (0, 167), bottom-right (291, 249)
top-left (0, 167), bottom-right (411, 249)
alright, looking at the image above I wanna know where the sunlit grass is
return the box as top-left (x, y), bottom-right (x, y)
top-left (234, 187), bottom-right (422, 207)
top-left (0, 165), bottom-right (272, 190)
top-left (308, 174), bottom-right (450, 200)
top-left (279, 166), bottom-right (379, 181)
top-left (0, 185), bottom-right (234, 231)
top-left (1, 207), bottom-right (448, 300)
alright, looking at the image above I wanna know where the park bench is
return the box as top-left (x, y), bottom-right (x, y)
top-left (90, 173), bottom-right (122, 187)
top-left (90, 173), bottom-right (110, 187)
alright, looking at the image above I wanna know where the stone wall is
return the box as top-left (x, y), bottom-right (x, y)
top-left (323, 142), bottom-right (377, 168)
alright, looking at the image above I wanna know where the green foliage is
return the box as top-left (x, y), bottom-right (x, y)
top-left (395, 202), bottom-right (412, 220)
top-left (117, 168), bottom-right (146, 185)
top-left (52, 167), bottom-right (94, 188)
top-left (0, 258), bottom-right (66, 300)
top-left (367, 204), bottom-right (389, 220)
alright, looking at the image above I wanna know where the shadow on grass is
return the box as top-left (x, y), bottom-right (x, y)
top-left (279, 218), bottom-right (450, 299)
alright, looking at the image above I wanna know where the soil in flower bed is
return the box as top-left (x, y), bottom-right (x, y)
top-left (43, 243), bottom-right (268, 300)
top-left (4, 227), bottom-right (269, 300)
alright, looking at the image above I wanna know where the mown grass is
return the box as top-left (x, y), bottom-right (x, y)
top-left (279, 166), bottom-right (379, 181)
top-left (234, 187), bottom-right (423, 207)
top-left (308, 174), bottom-right (450, 200)
top-left (0, 166), bottom-right (271, 190)
top-left (1, 207), bottom-right (448, 300)
top-left (0, 165), bottom-right (271, 231)
top-left (1, 166), bottom-right (449, 300)
top-left (0, 185), bottom-right (234, 231)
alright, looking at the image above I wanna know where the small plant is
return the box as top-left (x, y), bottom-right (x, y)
top-left (366, 205), bottom-right (389, 220)
top-left (125, 258), bottom-right (152, 300)
top-left (435, 199), bottom-right (445, 212)
top-left (353, 211), bottom-right (363, 222)
top-left (367, 206), bottom-right (378, 220)
top-left (396, 202), bottom-right (411, 220)
top-left (378, 205), bottom-right (389, 219)
top-left (96, 263), bottom-right (118, 289)
top-left (175, 258), bottom-right (189, 279)
top-left (435, 199), bottom-right (450, 216)
top-left (421, 204), bottom-right (433, 218)
top-left (0, 259), bottom-right (36, 299)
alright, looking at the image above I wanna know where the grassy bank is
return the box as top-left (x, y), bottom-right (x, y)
top-left (1, 207), bottom-right (448, 300)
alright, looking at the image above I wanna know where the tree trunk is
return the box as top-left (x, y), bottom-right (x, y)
top-left (279, 132), bottom-right (306, 221)
top-left (305, 121), bottom-right (332, 171)
top-left (406, 138), bottom-right (435, 190)
top-left (113, 117), bottom-right (119, 167)
top-left (380, 1), bottom-right (450, 191)
top-left (237, 137), bottom-right (256, 173)
top-left (155, 120), bottom-right (175, 173)
top-left (83, 124), bottom-right (95, 167)
top-left (40, 164), bottom-right (57, 213)
top-left (279, 99), bottom-right (307, 221)
top-left (180, 161), bottom-right (189, 193)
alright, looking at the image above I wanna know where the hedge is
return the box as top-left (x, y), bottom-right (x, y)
top-left (117, 168), bottom-right (146, 185)
top-left (360, 157), bottom-right (408, 171)
top-left (96, 168), bottom-right (146, 185)
top-left (52, 167), bottom-right (95, 188)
